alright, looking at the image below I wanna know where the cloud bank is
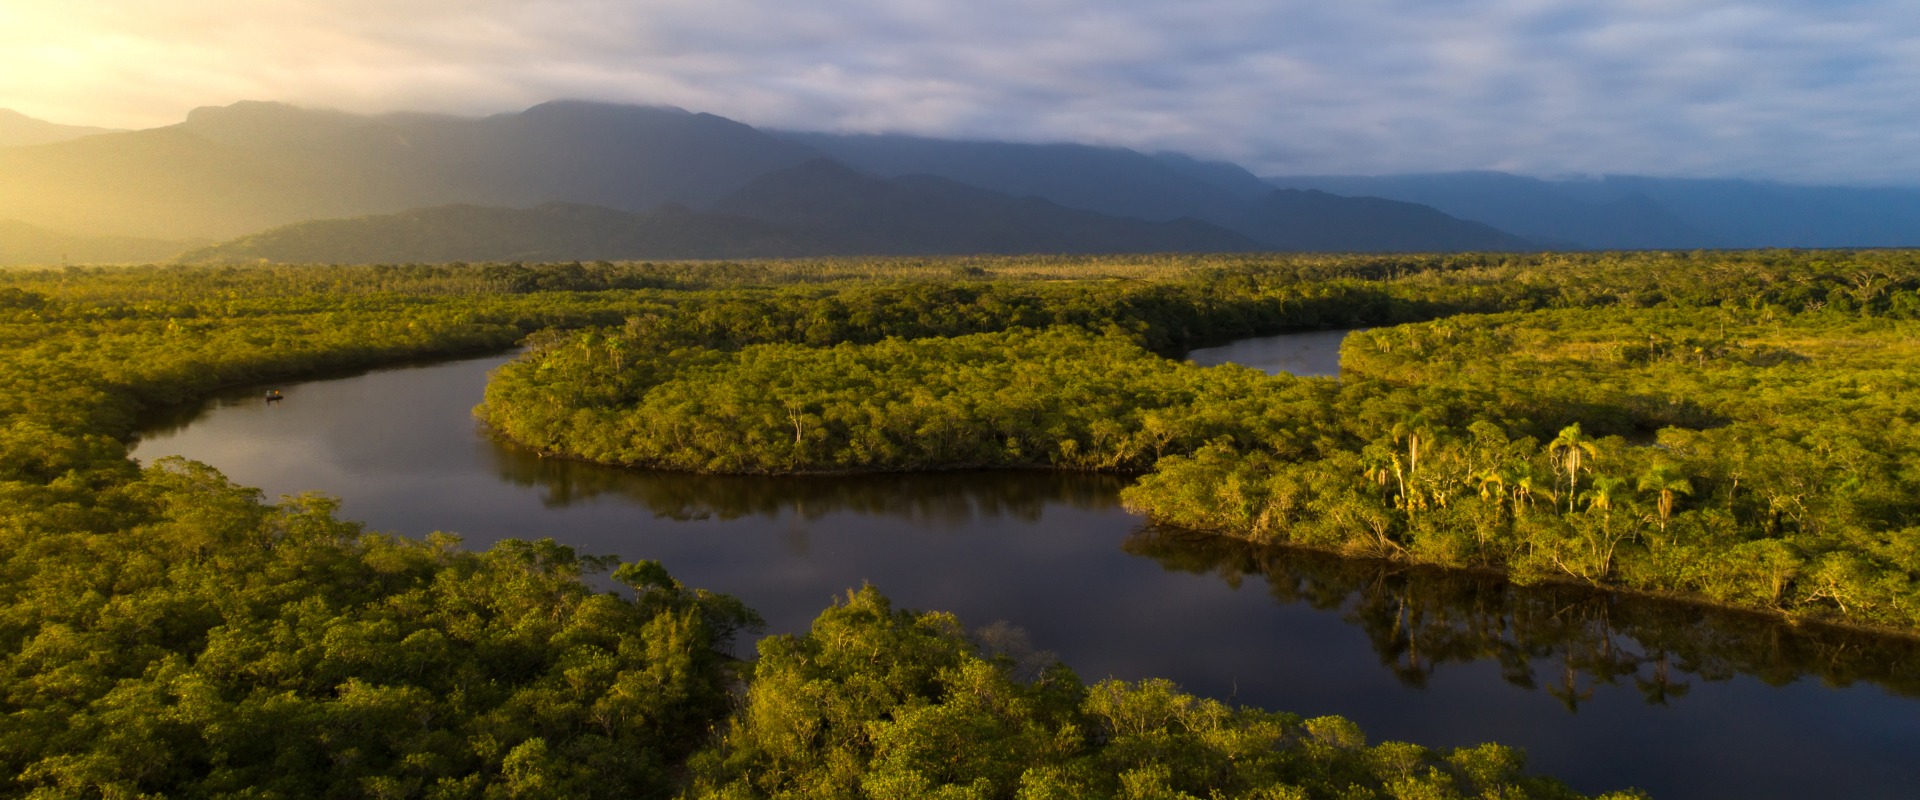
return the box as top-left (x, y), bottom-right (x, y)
top-left (4, 0), bottom-right (1918, 182)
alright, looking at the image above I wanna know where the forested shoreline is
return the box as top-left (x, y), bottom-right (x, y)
top-left (1126, 306), bottom-right (1920, 631)
top-left (1, 257), bottom-right (1652, 799)
top-left (474, 251), bottom-right (1920, 635)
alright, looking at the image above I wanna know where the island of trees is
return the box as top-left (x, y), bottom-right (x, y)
top-left (22, 250), bottom-right (1919, 797)
top-left (478, 251), bottom-right (1920, 634)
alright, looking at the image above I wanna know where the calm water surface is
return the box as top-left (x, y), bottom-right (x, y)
top-left (1187, 328), bottom-right (1350, 376)
top-left (132, 332), bottom-right (1920, 799)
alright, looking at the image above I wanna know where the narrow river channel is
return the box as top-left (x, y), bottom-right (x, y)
top-left (131, 331), bottom-right (1920, 800)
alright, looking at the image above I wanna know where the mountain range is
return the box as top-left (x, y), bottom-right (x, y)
top-left (0, 220), bottom-right (198, 266)
top-left (180, 156), bottom-right (1550, 263)
top-left (0, 101), bottom-right (820, 243)
top-left (1267, 172), bottom-right (1920, 250)
top-left (0, 109), bottom-right (120, 148)
top-left (175, 160), bottom-right (1266, 265)
top-left (4, 100), bottom-right (1919, 265)
top-left (175, 203), bottom-right (810, 265)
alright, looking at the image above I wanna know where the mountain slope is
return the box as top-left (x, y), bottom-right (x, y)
top-left (0, 101), bottom-right (821, 239)
top-left (27, 97), bottom-right (1916, 253)
top-left (1555, 176), bottom-right (1920, 248)
top-left (773, 138), bottom-right (1537, 252)
top-left (1265, 172), bottom-right (1708, 249)
top-left (175, 161), bottom-right (1538, 263)
top-left (177, 203), bottom-right (815, 264)
top-left (1276, 171), bottom-right (1920, 249)
top-left (0, 220), bottom-right (198, 266)
top-left (0, 110), bottom-right (119, 147)
top-left (177, 158), bottom-right (1267, 264)
top-left (1259, 171), bottom-right (1920, 249)
top-left (1229, 190), bottom-right (1536, 252)
top-left (776, 133), bottom-right (1258, 223)
top-left (1150, 152), bottom-right (1277, 200)
top-left (709, 159), bottom-right (1262, 256)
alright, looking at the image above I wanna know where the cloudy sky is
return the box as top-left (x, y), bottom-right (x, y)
top-left (3, 0), bottom-right (1916, 183)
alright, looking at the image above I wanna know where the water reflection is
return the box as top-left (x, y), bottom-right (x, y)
top-left (1186, 328), bottom-right (1352, 377)
top-left (1126, 526), bottom-right (1920, 707)
top-left (484, 439), bottom-right (1128, 523)
top-left (130, 344), bottom-right (1920, 799)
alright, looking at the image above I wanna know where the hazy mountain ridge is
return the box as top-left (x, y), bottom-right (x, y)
top-left (0, 100), bottom-right (819, 240)
top-left (710, 159), bottom-right (1264, 256)
top-left (1263, 172), bottom-right (1709, 249)
top-left (1568, 176), bottom-right (1920, 248)
top-left (1233, 190), bottom-right (1534, 252)
top-left (177, 202), bottom-right (817, 264)
top-left (1267, 171), bottom-right (1920, 249)
top-left (776, 131), bottom-right (1263, 223)
top-left (0, 109), bottom-right (120, 147)
top-left (181, 159), bottom-right (1273, 263)
top-left (0, 220), bottom-right (200, 266)
top-left (769, 133), bottom-right (1528, 252)
top-left (3, 99), bottom-right (1533, 254)
top-left (22, 98), bottom-right (1918, 256)
top-left (177, 154), bottom-right (1549, 263)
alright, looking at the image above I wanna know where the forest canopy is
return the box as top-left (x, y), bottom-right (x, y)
top-left (470, 251), bottom-right (1920, 633)
top-left (12, 250), bottom-right (1919, 797)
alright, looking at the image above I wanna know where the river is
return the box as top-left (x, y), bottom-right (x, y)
top-left (131, 331), bottom-right (1920, 799)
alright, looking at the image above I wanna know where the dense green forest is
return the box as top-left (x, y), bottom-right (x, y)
top-left (1, 257), bottom-right (1655, 798)
top-left (477, 250), bottom-right (1920, 633)
top-left (482, 326), bottom-right (1330, 473)
top-left (1125, 306), bottom-right (1920, 629)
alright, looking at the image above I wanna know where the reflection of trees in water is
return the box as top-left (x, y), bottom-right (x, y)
top-left (485, 436), bottom-right (1129, 524)
top-left (1126, 526), bottom-right (1920, 709)
top-left (135, 392), bottom-right (280, 439)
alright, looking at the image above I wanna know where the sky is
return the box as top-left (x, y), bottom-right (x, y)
top-left (3, 0), bottom-right (1917, 183)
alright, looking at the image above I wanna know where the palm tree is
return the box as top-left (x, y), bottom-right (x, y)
top-left (1389, 414), bottom-right (1445, 514)
top-left (1507, 464), bottom-right (1549, 514)
top-left (1391, 415), bottom-right (1433, 478)
top-left (1472, 468), bottom-right (1505, 502)
top-left (1548, 424), bottom-right (1600, 514)
top-left (1581, 474), bottom-right (1629, 515)
top-left (1636, 462), bottom-right (1694, 537)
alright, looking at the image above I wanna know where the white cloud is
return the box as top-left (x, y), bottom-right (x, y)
top-left (3, 0), bottom-right (1919, 182)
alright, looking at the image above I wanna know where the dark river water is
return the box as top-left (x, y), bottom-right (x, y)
top-left (131, 332), bottom-right (1920, 799)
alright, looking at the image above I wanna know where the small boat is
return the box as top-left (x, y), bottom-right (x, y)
top-left (265, 389), bottom-right (284, 403)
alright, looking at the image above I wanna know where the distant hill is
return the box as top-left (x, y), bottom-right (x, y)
top-left (0, 220), bottom-right (197, 266)
top-left (180, 159), bottom-right (1275, 263)
top-left (29, 97), bottom-right (1919, 254)
top-left (1561, 176), bottom-right (1920, 249)
top-left (710, 159), bottom-right (1263, 256)
top-left (0, 110), bottom-right (119, 147)
top-left (0, 98), bottom-right (1541, 254)
top-left (776, 132), bottom-right (1260, 223)
top-left (748, 143), bottom-right (1535, 253)
top-left (1230, 190), bottom-right (1536, 252)
top-left (1264, 172), bottom-right (1920, 249)
top-left (1150, 152), bottom-right (1278, 200)
top-left (173, 158), bottom-right (1550, 262)
top-left (1264, 172), bottom-right (1708, 250)
top-left (177, 203), bottom-right (815, 264)
top-left (0, 220), bottom-right (199, 266)
top-left (0, 100), bottom-right (819, 239)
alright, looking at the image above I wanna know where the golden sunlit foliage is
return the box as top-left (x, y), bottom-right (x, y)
top-left (474, 250), bottom-right (1920, 633)
top-left (0, 256), bottom-right (1653, 798)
